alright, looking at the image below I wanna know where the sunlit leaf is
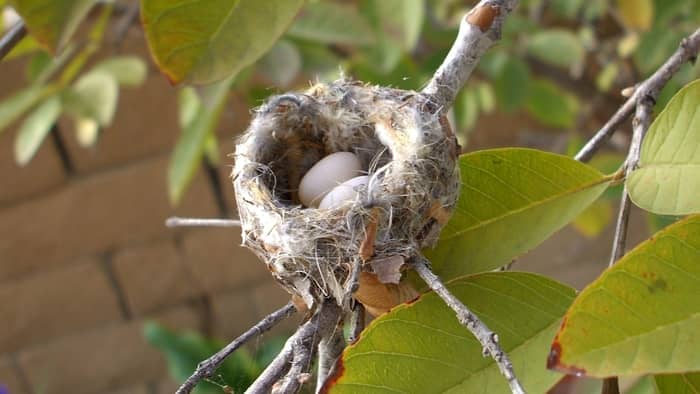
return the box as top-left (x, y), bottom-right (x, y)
top-left (8, 0), bottom-right (94, 53)
top-left (0, 85), bottom-right (43, 134)
top-left (258, 39), bottom-right (302, 87)
top-left (62, 69), bottom-right (118, 126)
top-left (627, 79), bottom-right (700, 215)
top-left (13, 94), bottom-right (60, 165)
top-left (527, 29), bottom-right (585, 69)
top-left (168, 76), bottom-right (233, 204)
top-left (178, 86), bottom-right (201, 129)
top-left (287, 2), bottom-right (374, 46)
top-left (424, 149), bottom-right (612, 281)
top-left (655, 372), bottom-right (700, 393)
top-left (328, 272), bottom-right (576, 394)
top-left (549, 215), bottom-right (700, 377)
top-left (526, 78), bottom-right (579, 129)
top-left (93, 56), bottom-right (147, 86)
top-left (141, 0), bottom-right (304, 84)
top-left (572, 200), bottom-right (613, 238)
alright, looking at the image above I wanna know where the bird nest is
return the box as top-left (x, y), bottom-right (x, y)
top-left (232, 79), bottom-right (460, 310)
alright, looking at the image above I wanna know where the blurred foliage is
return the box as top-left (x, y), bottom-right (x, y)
top-left (2, 0), bottom-right (699, 203)
top-left (144, 322), bottom-right (288, 394)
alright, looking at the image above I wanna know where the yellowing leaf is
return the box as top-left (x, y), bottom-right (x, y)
top-left (627, 79), bottom-right (700, 215)
top-left (549, 215), bottom-right (700, 377)
top-left (141, 0), bottom-right (304, 84)
top-left (617, 0), bottom-right (654, 31)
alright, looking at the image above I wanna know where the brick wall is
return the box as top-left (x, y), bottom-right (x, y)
top-left (0, 21), bottom-right (650, 394)
top-left (0, 25), bottom-right (298, 394)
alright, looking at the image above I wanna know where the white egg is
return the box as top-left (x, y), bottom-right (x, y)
top-left (298, 152), bottom-right (363, 207)
top-left (319, 176), bottom-right (369, 209)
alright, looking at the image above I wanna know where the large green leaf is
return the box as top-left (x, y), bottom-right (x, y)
top-left (627, 79), bottom-right (700, 215)
top-left (548, 215), bottom-right (700, 377)
top-left (141, 0), bottom-right (304, 84)
top-left (8, 0), bottom-right (94, 53)
top-left (425, 149), bottom-right (612, 281)
top-left (326, 272), bottom-right (576, 394)
top-left (527, 30), bottom-right (585, 69)
top-left (168, 76), bottom-right (233, 204)
top-left (287, 2), bottom-right (375, 46)
top-left (14, 95), bottom-right (61, 165)
top-left (655, 372), bottom-right (700, 393)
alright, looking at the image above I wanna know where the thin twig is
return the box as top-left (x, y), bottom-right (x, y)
top-left (412, 256), bottom-right (525, 394)
top-left (601, 90), bottom-right (655, 394)
top-left (422, 0), bottom-right (519, 112)
top-left (175, 302), bottom-right (297, 394)
top-left (0, 21), bottom-right (27, 61)
top-left (247, 334), bottom-right (296, 394)
top-left (165, 216), bottom-right (241, 228)
top-left (316, 325), bottom-right (345, 391)
top-left (348, 302), bottom-right (365, 343)
top-left (575, 28), bottom-right (700, 162)
top-left (277, 316), bottom-right (321, 394)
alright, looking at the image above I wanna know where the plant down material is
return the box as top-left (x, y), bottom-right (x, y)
top-left (232, 78), bottom-right (460, 310)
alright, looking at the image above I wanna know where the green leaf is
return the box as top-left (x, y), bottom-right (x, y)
top-left (0, 85), bottom-right (43, 133)
top-left (287, 2), bottom-right (375, 46)
top-left (328, 272), bottom-right (576, 394)
top-left (494, 57), bottom-right (530, 113)
top-left (144, 322), bottom-right (259, 394)
top-left (168, 76), bottom-right (233, 204)
top-left (425, 149), bottom-right (611, 281)
top-left (527, 29), bottom-right (585, 69)
top-left (257, 39), bottom-right (302, 87)
top-left (178, 86), bottom-right (201, 129)
top-left (141, 0), bottom-right (304, 84)
top-left (572, 200), bottom-right (613, 238)
top-left (13, 95), bottom-right (60, 165)
top-left (8, 0), bottom-right (94, 53)
top-left (627, 79), bottom-right (700, 215)
top-left (548, 214), bottom-right (700, 377)
top-left (361, 0), bottom-right (424, 73)
top-left (63, 69), bottom-right (118, 126)
top-left (655, 372), bottom-right (700, 393)
top-left (526, 78), bottom-right (580, 129)
top-left (93, 56), bottom-right (148, 86)
top-left (646, 213), bottom-right (681, 234)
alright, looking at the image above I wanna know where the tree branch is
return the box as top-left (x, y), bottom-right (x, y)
top-left (412, 256), bottom-right (525, 394)
top-left (165, 216), bottom-right (241, 228)
top-left (348, 302), bottom-right (365, 343)
top-left (0, 21), bottom-right (27, 61)
top-left (422, 0), bottom-right (519, 112)
top-left (575, 28), bottom-right (700, 162)
top-left (175, 302), bottom-right (297, 394)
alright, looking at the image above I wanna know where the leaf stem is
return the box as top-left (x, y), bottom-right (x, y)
top-left (412, 256), bottom-right (526, 394)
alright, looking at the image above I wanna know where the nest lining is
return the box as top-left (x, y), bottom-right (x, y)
top-left (232, 79), bottom-right (460, 309)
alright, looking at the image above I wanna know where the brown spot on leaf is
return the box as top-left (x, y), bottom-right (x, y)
top-left (466, 4), bottom-right (500, 32)
top-left (547, 341), bottom-right (587, 377)
top-left (648, 278), bottom-right (668, 293)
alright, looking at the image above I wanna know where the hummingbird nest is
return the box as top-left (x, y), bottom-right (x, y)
top-left (232, 78), bottom-right (460, 310)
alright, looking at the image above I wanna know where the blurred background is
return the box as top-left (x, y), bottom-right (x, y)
top-left (0, 0), bottom-right (698, 393)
